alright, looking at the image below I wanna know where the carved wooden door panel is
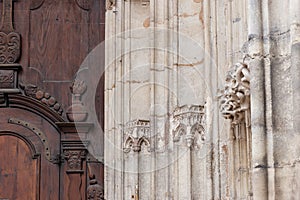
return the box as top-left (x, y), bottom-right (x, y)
top-left (0, 0), bottom-right (105, 200)
top-left (0, 134), bottom-right (39, 200)
top-left (0, 107), bottom-right (61, 200)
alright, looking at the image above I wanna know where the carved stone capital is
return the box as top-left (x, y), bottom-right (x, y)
top-left (172, 105), bottom-right (206, 148)
top-left (123, 119), bottom-right (151, 153)
top-left (219, 62), bottom-right (250, 125)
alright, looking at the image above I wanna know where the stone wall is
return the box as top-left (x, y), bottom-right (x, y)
top-left (104, 0), bottom-right (300, 199)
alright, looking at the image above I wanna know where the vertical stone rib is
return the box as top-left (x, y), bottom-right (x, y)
top-left (290, 0), bottom-right (300, 135)
top-left (248, 0), bottom-right (268, 199)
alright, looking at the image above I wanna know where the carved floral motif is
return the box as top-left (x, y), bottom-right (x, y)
top-left (0, 32), bottom-right (21, 64)
top-left (172, 105), bottom-right (206, 148)
top-left (123, 119), bottom-right (151, 153)
top-left (0, 0), bottom-right (21, 64)
top-left (19, 83), bottom-right (63, 115)
top-left (219, 62), bottom-right (250, 125)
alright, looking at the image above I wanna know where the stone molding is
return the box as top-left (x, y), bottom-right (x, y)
top-left (219, 62), bottom-right (250, 125)
top-left (123, 119), bottom-right (151, 153)
top-left (172, 105), bottom-right (206, 148)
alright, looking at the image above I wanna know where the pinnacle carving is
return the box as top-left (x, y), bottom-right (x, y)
top-left (123, 119), bottom-right (151, 153)
top-left (172, 105), bottom-right (206, 148)
top-left (219, 62), bottom-right (250, 125)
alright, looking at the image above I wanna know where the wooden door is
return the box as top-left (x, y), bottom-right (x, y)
top-left (0, 0), bottom-right (105, 199)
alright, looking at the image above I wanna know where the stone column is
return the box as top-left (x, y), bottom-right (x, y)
top-left (247, 0), bottom-right (268, 199)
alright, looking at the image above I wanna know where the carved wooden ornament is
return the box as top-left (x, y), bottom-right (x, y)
top-left (0, 0), bottom-right (21, 64)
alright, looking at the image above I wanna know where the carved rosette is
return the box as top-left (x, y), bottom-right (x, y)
top-left (172, 105), bottom-right (206, 148)
top-left (219, 62), bottom-right (250, 125)
top-left (64, 150), bottom-right (87, 173)
top-left (66, 79), bottom-right (88, 122)
top-left (19, 83), bottom-right (63, 115)
top-left (123, 119), bottom-right (151, 153)
top-left (87, 175), bottom-right (104, 200)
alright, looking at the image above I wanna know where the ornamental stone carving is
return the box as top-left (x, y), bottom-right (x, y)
top-left (123, 119), bottom-right (151, 153)
top-left (219, 62), bottom-right (250, 125)
top-left (172, 105), bottom-right (206, 148)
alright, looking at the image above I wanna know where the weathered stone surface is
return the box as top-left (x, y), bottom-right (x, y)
top-left (104, 0), bottom-right (300, 199)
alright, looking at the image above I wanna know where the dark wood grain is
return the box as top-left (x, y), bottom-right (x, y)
top-left (0, 0), bottom-right (105, 199)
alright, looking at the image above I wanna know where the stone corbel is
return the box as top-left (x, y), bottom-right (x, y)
top-left (219, 62), bottom-right (250, 126)
top-left (172, 105), bottom-right (206, 148)
top-left (123, 119), bottom-right (151, 153)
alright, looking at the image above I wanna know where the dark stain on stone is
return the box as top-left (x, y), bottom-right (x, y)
top-left (233, 17), bottom-right (241, 23)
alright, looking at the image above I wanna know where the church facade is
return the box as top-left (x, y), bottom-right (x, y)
top-left (104, 0), bottom-right (300, 199)
top-left (0, 0), bottom-right (299, 199)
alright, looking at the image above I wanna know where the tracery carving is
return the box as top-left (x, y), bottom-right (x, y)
top-left (64, 149), bottom-right (87, 173)
top-left (87, 174), bottom-right (104, 200)
top-left (219, 62), bottom-right (252, 197)
top-left (219, 62), bottom-right (250, 125)
top-left (123, 119), bottom-right (151, 153)
top-left (19, 83), bottom-right (63, 115)
top-left (172, 105), bottom-right (205, 148)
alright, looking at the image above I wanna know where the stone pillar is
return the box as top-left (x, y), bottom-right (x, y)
top-left (247, 0), bottom-right (268, 199)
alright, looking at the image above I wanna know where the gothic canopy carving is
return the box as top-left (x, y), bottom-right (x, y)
top-left (123, 119), bottom-right (151, 153)
top-left (172, 105), bottom-right (206, 148)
